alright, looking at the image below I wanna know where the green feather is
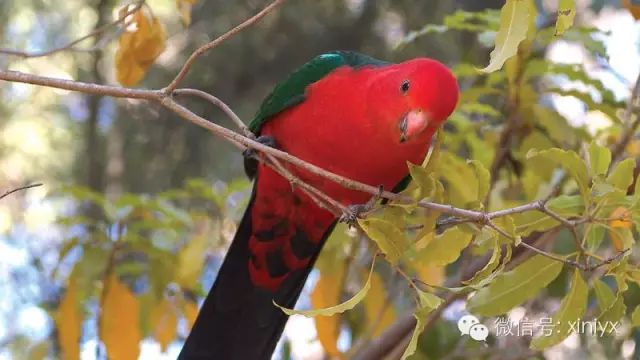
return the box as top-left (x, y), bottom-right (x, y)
top-left (248, 51), bottom-right (389, 134)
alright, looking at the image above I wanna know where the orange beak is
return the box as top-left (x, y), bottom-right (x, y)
top-left (399, 109), bottom-right (429, 143)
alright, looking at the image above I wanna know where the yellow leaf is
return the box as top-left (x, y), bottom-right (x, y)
top-left (480, 0), bottom-right (530, 73)
top-left (28, 341), bottom-right (49, 360)
top-left (623, 0), bottom-right (640, 20)
top-left (609, 207), bottom-right (633, 251)
top-left (364, 272), bottom-right (396, 337)
top-left (626, 140), bottom-right (640, 157)
top-left (115, 32), bottom-right (146, 86)
top-left (417, 226), bottom-right (472, 266)
top-left (149, 299), bottom-right (178, 352)
top-left (311, 269), bottom-right (345, 357)
top-left (415, 263), bottom-right (445, 287)
top-left (401, 290), bottom-right (443, 360)
top-left (55, 277), bottom-right (81, 360)
top-left (182, 300), bottom-right (199, 330)
top-left (275, 257), bottom-right (376, 317)
top-left (133, 13), bottom-right (167, 65)
top-left (176, 223), bottom-right (212, 288)
top-left (100, 274), bottom-right (141, 360)
top-left (177, 0), bottom-right (198, 26)
top-left (358, 218), bottom-right (406, 264)
top-left (555, 0), bottom-right (575, 36)
top-left (530, 269), bottom-right (588, 350)
top-left (115, 9), bottom-right (166, 86)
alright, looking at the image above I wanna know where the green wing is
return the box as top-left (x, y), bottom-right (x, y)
top-left (248, 51), bottom-right (389, 134)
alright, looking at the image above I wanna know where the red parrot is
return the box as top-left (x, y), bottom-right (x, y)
top-left (179, 51), bottom-right (458, 359)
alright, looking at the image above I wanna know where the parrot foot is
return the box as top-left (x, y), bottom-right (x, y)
top-left (340, 185), bottom-right (384, 226)
top-left (243, 135), bottom-right (278, 159)
top-left (243, 135), bottom-right (278, 178)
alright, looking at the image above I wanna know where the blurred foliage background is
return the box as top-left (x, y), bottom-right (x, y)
top-left (2, 0), bottom-right (640, 359)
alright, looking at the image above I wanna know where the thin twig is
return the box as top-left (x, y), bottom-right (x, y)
top-left (611, 68), bottom-right (640, 163)
top-left (173, 88), bottom-right (253, 137)
top-left (0, 183), bottom-right (43, 201)
top-left (0, 1), bottom-right (145, 58)
top-left (354, 231), bottom-right (561, 360)
top-left (485, 220), bottom-right (574, 265)
top-left (536, 200), bottom-right (585, 254)
top-left (0, 70), bottom-right (163, 99)
top-left (171, 87), bottom-right (343, 214)
top-left (0, 68), bottom-right (582, 225)
top-left (164, 0), bottom-right (287, 93)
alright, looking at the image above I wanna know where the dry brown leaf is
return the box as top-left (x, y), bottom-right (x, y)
top-left (149, 298), bottom-right (178, 352)
top-left (100, 274), bottom-right (141, 360)
top-left (115, 9), bottom-right (166, 86)
top-left (622, 0), bottom-right (640, 20)
top-left (55, 276), bottom-right (81, 360)
top-left (609, 207), bottom-right (632, 251)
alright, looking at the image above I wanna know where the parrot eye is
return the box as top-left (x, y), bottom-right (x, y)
top-left (400, 80), bottom-right (410, 94)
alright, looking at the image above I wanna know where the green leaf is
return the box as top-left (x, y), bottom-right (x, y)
top-left (530, 269), bottom-right (588, 350)
top-left (468, 160), bottom-right (491, 202)
top-left (424, 129), bottom-right (443, 175)
top-left (588, 142), bottom-right (611, 177)
top-left (467, 255), bottom-right (563, 316)
top-left (358, 218), bottom-right (406, 264)
top-left (480, 0), bottom-right (530, 73)
top-left (545, 87), bottom-right (621, 122)
top-left (470, 245), bottom-right (513, 289)
top-left (547, 195), bottom-right (586, 216)
top-left (408, 163), bottom-right (436, 201)
top-left (417, 226), bottom-right (473, 266)
top-left (275, 257), bottom-right (376, 317)
top-left (463, 237), bottom-right (502, 286)
top-left (607, 158), bottom-right (636, 191)
top-left (555, 0), bottom-right (576, 36)
top-left (527, 148), bottom-right (590, 200)
top-left (512, 211), bottom-right (559, 237)
top-left (437, 153), bottom-right (478, 206)
top-left (443, 9), bottom-right (500, 32)
top-left (632, 305), bottom-right (640, 327)
top-left (401, 290), bottom-right (443, 360)
top-left (593, 278), bottom-right (626, 323)
top-left (492, 216), bottom-right (517, 243)
top-left (585, 224), bottom-right (606, 249)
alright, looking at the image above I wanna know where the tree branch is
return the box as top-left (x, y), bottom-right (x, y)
top-left (164, 0), bottom-right (287, 93)
top-left (611, 68), bottom-right (640, 163)
top-left (173, 88), bottom-right (252, 138)
top-left (0, 183), bottom-right (43, 201)
top-left (2, 3), bottom-right (637, 357)
top-left (0, 68), bottom-right (596, 231)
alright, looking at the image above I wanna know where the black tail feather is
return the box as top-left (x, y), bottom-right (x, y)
top-left (178, 188), bottom-right (336, 360)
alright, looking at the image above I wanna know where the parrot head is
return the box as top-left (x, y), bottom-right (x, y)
top-left (367, 58), bottom-right (459, 144)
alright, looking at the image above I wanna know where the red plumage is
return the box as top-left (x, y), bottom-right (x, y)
top-left (250, 58), bottom-right (458, 290)
top-left (179, 55), bottom-right (458, 360)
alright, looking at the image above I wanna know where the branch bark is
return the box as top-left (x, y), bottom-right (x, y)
top-left (611, 68), bottom-right (640, 163)
top-left (0, 183), bottom-right (43, 201)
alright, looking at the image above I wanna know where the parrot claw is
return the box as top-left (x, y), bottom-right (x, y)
top-left (243, 135), bottom-right (278, 178)
top-left (243, 135), bottom-right (278, 159)
top-left (340, 185), bottom-right (384, 226)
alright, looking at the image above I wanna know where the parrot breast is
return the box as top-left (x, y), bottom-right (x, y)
top-left (247, 58), bottom-right (458, 290)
